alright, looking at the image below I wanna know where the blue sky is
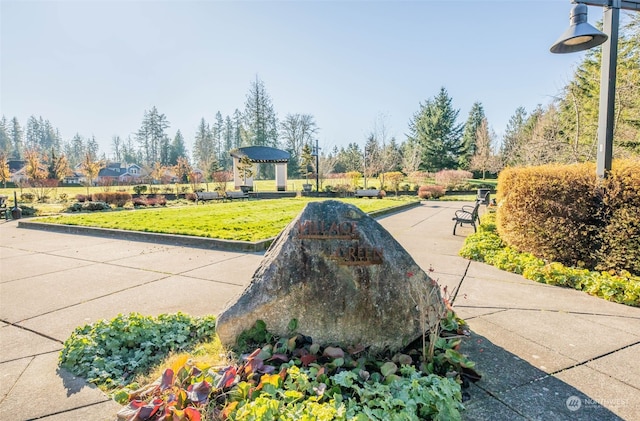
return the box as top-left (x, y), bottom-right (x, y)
top-left (1, 0), bottom-right (606, 158)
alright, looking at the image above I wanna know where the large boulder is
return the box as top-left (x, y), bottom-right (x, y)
top-left (216, 200), bottom-right (445, 353)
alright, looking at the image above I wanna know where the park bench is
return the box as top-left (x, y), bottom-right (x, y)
top-left (195, 191), bottom-right (224, 204)
top-left (0, 195), bottom-right (7, 220)
top-left (225, 191), bottom-right (249, 201)
top-left (354, 189), bottom-right (382, 199)
top-left (452, 199), bottom-right (482, 235)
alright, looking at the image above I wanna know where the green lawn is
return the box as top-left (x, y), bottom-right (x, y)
top-left (35, 197), bottom-right (415, 242)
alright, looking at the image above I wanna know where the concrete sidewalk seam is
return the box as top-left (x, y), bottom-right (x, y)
top-left (1, 352), bottom-right (58, 365)
top-left (470, 381), bottom-right (536, 420)
top-left (25, 398), bottom-right (114, 421)
top-left (0, 356), bottom-right (34, 406)
top-left (459, 308), bottom-right (509, 320)
top-left (455, 305), bottom-right (640, 319)
top-left (0, 261), bottom-right (96, 285)
top-left (6, 274), bottom-right (175, 326)
top-left (2, 320), bottom-right (64, 345)
top-left (450, 260), bottom-right (471, 304)
top-left (549, 340), bottom-right (640, 382)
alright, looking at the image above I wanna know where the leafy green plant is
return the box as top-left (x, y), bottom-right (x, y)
top-left (59, 312), bottom-right (217, 388)
top-left (212, 319), bottom-right (475, 420)
top-left (460, 213), bottom-right (640, 307)
top-left (224, 365), bottom-right (463, 421)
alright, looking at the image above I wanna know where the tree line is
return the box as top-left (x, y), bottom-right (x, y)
top-left (1, 15), bottom-right (638, 185)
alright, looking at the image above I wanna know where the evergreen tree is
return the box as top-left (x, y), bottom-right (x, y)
top-left (122, 136), bottom-right (139, 164)
top-left (10, 117), bottom-right (24, 159)
top-left (460, 102), bottom-right (485, 168)
top-left (331, 145), bottom-right (346, 173)
top-left (223, 116), bottom-right (234, 169)
top-left (213, 111), bottom-right (224, 163)
top-left (299, 143), bottom-right (314, 183)
top-left (38, 117), bottom-right (60, 152)
top-left (233, 109), bottom-right (244, 148)
top-left (160, 134), bottom-right (170, 165)
top-left (64, 133), bottom-right (82, 167)
top-left (136, 106), bottom-right (170, 165)
top-left (243, 77), bottom-right (279, 149)
top-left (25, 116), bottom-right (40, 150)
top-left (556, 14), bottom-right (640, 161)
top-left (408, 87), bottom-right (463, 172)
top-left (47, 148), bottom-right (70, 182)
top-left (169, 130), bottom-right (187, 165)
top-left (193, 118), bottom-right (214, 169)
top-left (87, 136), bottom-right (100, 161)
top-left (0, 116), bottom-right (10, 155)
top-left (336, 143), bottom-right (363, 173)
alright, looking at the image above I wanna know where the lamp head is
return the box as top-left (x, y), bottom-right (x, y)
top-left (550, 3), bottom-right (607, 54)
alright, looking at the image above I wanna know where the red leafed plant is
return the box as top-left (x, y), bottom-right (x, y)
top-left (115, 355), bottom-right (213, 421)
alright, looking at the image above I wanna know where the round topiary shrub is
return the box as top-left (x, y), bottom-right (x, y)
top-left (418, 185), bottom-right (445, 199)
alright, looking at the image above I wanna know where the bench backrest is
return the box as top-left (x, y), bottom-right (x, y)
top-left (226, 191), bottom-right (248, 198)
top-left (471, 201), bottom-right (481, 218)
top-left (197, 192), bottom-right (220, 199)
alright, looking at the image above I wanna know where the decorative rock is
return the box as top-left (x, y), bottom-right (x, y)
top-left (216, 200), bottom-right (445, 353)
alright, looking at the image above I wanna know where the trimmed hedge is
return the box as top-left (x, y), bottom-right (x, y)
top-left (91, 191), bottom-right (132, 207)
top-left (496, 160), bottom-right (640, 276)
top-left (597, 160), bottom-right (640, 274)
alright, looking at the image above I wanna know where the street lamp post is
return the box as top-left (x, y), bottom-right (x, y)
top-left (311, 139), bottom-right (320, 195)
top-left (550, 0), bottom-right (639, 178)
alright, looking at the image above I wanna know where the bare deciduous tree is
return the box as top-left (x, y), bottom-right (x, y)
top-left (469, 119), bottom-right (502, 179)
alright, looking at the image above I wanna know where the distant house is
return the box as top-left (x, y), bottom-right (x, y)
top-left (63, 170), bottom-right (83, 185)
top-left (10, 166), bottom-right (28, 184)
top-left (96, 162), bottom-right (144, 184)
top-left (8, 160), bottom-right (24, 173)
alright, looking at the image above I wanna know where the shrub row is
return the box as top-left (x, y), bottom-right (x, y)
top-left (460, 213), bottom-right (640, 307)
top-left (133, 195), bottom-right (167, 207)
top-left (67, 201), bottom-right (111, 212)
top-left (76, 192), bottom-right (132, 207)
top-left (496, 160), bottom-right (640, 275)
top-left (418, 185), bottom-right (445, 199)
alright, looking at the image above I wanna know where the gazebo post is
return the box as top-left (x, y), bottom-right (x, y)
top-left (276, 163), bottom-right (287, 191)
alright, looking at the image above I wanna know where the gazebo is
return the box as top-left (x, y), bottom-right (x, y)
top-left (230, 146), bottom-right (290, 191)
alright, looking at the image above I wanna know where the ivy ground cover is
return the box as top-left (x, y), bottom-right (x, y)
top-left (35, 198), bottom-right (413, 242)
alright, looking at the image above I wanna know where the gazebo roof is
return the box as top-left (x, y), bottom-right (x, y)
top-left (230, 146), bottom-right (290, 163)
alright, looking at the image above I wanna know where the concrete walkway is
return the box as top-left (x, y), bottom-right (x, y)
top-left (1, 202), bottom-right (638, 420)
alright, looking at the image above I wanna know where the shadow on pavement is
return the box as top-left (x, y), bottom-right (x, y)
top-left (57, 366), bottom-right (94, 397)
top-left (461, 330), bottom-right (624, 421)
